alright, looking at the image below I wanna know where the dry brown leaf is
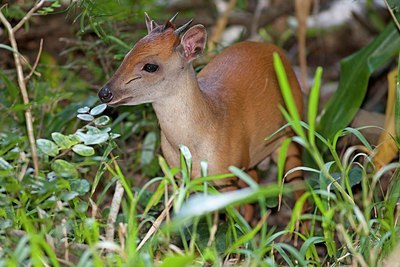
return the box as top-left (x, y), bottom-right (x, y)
top-left (373, 69), bottom-right (399, 169)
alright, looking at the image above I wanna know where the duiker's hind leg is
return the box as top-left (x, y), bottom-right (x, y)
top-left (272, 141), bottom-right (304, 199)
top-left (237, 170), bottom-right (260, 222)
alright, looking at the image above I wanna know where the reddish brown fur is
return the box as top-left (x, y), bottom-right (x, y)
top-left (100, 20), bottom-right (303, 191)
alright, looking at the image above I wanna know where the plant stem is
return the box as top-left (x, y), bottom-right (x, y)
top-left (0, 9), bottom-right (40, 176)
top-left (12, 0), bottom-right (46, 33)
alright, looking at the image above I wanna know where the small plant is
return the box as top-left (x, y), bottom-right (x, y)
top-left (0, 103), bottom-right (122, 266)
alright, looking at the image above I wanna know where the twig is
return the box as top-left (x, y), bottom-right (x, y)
top-left (62, 218), bottom-right (69, 262)
top-left (295, 0), bottom-right (312, 93)
top-left (25, 38), bottom-right (43, 81)
top-left (207, 211), bottom-right (219, 247)
top-left (0, 8), bottom-right (40, 176)
top-left (105, 180), bottom-right (125, 241)
top-left (207, 0), bottom-right (237, 52)
top-left (12, 0), bottom-right (46, 33)
top-left (136, 196), bottom-right (174, 251)
top-left (250, 0), bottom-right (269, 36)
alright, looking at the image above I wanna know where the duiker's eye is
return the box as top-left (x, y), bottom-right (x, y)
top-left (143, 63), bottom-right (159, 73)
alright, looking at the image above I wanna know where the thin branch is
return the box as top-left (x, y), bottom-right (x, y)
top-left (12, 0), bottom-right (46, 33)
top-left (136, 196), bottom-right (174, 251)
top-left (0, 9), bottom-right (40, 176)
top-left (105, 180), bottom-right (125, 241)
top-left (25, 38), bottom-right (43, 81)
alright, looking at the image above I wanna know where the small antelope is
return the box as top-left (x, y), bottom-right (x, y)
top-left (99, 14), bottom-right (303, 194)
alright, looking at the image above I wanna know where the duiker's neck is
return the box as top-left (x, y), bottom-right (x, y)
top-left (152, 66), bottom-right (216, 148)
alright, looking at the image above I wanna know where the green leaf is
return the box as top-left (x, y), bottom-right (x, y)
top-left (93, 115), bottom-right (110, 126)
top-left (37, 139), bottom-right (58, 157)
top-left (141, 132), bottom-right (157, 166)
top-left (273, 53), bottom-right (306, 140)
top-left (159, 254), bottom-right (194, 267)
top-left (318, 23), bottom-right (400, 141)
top-left (72, 144), bottom-right (95, 156)
top-left (60, 191), bottom-right (79, 201)
top-left (77, 114), bottom-right (94, 121)
top-left (70, 179), bottom-right (90, 194)
top-left (86, 125), bottom-right (102, 134)
top-left (77, 106), bottom-right (90, 114)
top-left (68, 134), bottom-right (81, 146)
top-left (0, 157), bottom-right (12, 170)
top-left (51, 159), bottom-right (78, 179)
top-left (90, 103), bottom-right (107, 116)
top-left (348, 167), bottom-right (363, 187)
top-left (0, 71), bottom-right (19, 104)
top-left (76, 132), bottom-right (109, 145)
top-left (51, 132), bottom-right (74, 149)
top-left (308, 67), bottom-right (323, 146)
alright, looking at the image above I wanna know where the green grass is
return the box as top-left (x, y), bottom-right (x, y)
top-left (1, 54), bottom-right (399, 266)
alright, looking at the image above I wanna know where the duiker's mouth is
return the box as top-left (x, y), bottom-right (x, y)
top-left (107, 96), bottom-right (135, 107)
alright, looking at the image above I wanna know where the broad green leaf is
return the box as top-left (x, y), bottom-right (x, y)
top-left (68, 134), bottom-right (81, 145)
top-left (51, 159), bottom-right (78, 179)
top-left (51, 132), bottom-right (74, 149)
top-left (70, 179), bottom-right (90, 194)
top-left (93, 115), bottom-right (110, 126)
top-left (36, 139), bottom-right (58, 157)
top-left (76, 132), bottom-right (109, 145)
top-left (72, 144), bottom-right (95, 156)
top-left (90, 103), bottom-right (107, 116)
top-left (318, 23), bottom-right (400, 141)
top-left (60, 191), bottom-right (79, 201)
top-left (86, 125), bottom-right (102, 134)
top-left (141, 132), bottom-right (157, 166)
top-left (77, 114), bottom-right (94, 121)
top-left (76, 201), bottom-right (89, 213)
top-left (77, 106), bottom-right (90, 114)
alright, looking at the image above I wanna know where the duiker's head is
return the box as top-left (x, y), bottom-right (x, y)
top-left (98, 13), bottom-right (207, 106)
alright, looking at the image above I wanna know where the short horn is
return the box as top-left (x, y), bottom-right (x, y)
top-left (174, 19), bottom-right (193, 36)
top-left (145, 12), bottom-right (153, 33)
top-left (169, 12), bottom-right (179, 23)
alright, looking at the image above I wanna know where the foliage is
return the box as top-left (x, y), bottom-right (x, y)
top-left (0, 0), bottom-right (399, 266)
top-left (317, 22), bottom-right (400, 142)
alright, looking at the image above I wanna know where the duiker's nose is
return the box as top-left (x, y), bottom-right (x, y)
top-left (98, 85), bottom-right (113, 103)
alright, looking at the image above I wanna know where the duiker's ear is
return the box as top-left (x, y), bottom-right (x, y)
top-left (180, 25), bottom-right (207, 62)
